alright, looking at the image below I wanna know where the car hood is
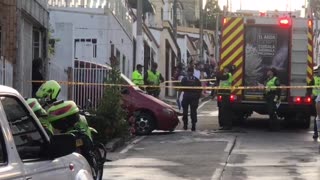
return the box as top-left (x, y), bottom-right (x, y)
top-left (138, 91), bottom-right (174, 109)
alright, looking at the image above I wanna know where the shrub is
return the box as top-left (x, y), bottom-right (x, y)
top-left (88, 56), bottom-right (129, 144)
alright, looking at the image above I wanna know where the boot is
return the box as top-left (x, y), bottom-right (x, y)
top-left (191, 124), bottom-right (196, 131)
top-left (183, 123), bottom-right (188, 130)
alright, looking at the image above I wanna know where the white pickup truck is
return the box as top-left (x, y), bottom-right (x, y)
top-left (0, 85), bottom-right (93, 180)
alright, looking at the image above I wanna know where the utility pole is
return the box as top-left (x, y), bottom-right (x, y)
top-left (199, 0), bottom-right (204, 63)
top-left (136, 0), bottom-right (144, 66)
top-left (316, 11), bottom-right (319, 65)
top-left (226, 0), bottom-right (229, 14)
top-left (215, 13), bottom-right (220, 64)
top-left (173, 0), bottom-right (178, 39)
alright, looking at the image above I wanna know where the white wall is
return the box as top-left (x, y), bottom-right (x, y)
top-left (177, 36), bottom-right (188, 64)
top-left (49, 9), bottom-right (133, 76)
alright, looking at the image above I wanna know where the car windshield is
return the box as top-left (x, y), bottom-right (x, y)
top-left (120, 74), bottom-right (142, 91)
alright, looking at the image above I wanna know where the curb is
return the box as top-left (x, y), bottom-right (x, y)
top-left (105, 137), bottom-right (127, 152)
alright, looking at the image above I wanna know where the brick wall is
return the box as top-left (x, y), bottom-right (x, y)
top-left (0, 0), bottom-right (17, 64)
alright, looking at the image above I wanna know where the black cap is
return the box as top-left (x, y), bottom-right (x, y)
top-left (137, 64), bottom-right (144, 68)
top-left (268, 67), bottom-right (277, 76)
top-left (223, 65), bottom-right (230, 70)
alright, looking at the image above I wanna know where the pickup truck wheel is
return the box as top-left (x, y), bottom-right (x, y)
top-left (135, 112), bottom-right (155, 135)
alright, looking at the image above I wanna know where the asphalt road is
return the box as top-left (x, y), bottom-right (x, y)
top-left (103, 100), bottom-right (320, 180)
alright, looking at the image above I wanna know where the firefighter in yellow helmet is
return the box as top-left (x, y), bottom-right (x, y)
top-left (264, 67), bottom-right (281, 131)
top-left (144, 62), bottom-right (164, 98)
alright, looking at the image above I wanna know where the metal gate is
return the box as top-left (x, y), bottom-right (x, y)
top-left (73, 60), bottom-right (111, 110)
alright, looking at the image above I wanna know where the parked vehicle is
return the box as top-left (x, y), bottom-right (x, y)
top-left (46, 100), bottom-right (106, 180)
top-left (120, 74), bottom-right (180, 135)
top-left (33, 80), bottom-right (106, 180)
top-left (0, 85), bottom-right (93, 180)
top-left (218, 16), bottom-right (314, 128)
top-left (72, 61), bottom-right (179, 135)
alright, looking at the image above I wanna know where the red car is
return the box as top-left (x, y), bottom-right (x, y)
top-left (120, 75), bottom-right (180, 135)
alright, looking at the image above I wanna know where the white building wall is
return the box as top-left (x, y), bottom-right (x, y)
top-left (49, 9), bottom-right (133, 76)
top-left (177, 36), bottom-right (187, 64)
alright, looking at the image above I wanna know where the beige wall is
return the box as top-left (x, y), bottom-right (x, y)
top-left (149, 0), bottom-right (164, 28)
top-left (158, 27), bottom-right (179, 98)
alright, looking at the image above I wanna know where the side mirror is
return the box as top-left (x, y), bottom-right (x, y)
top-left (121, 88), bottom-right (130, 95)
top-left (49, 134), bottom-right (76, 158)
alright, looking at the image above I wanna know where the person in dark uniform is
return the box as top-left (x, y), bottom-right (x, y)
top-left (264, 68), bottom-right (281, 131)
top-left (32, 58), bottom-right (44, 97)
top-left (181, 67), bottom-right (202, 131)
top-left (216, 66), bottom-right (233, 130)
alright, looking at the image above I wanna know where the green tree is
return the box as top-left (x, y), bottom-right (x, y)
top-left (88, 56), bottom-right (129, 144)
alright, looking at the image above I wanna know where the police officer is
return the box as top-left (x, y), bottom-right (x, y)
top-left (217, 66), bottom-right (233, 130)
top-left (181, 67), bottom-right (202, 131)
top-left (132, 64), bottom-right (144, 86)
top-left (264, 68), bottom-right (281, 131)
top-left (144, 62), bottom-right (164, 98)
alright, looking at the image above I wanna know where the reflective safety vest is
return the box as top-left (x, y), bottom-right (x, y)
top-left (132, 70), bottom-right (144, 85)
top-left (147, 70), bottom-right (161, 85)
top-left (218, 73), bottom-right (232, 95)
top-left (266, 77), bottom-right (278, 92)
top-left (313, 76), bottom-right (320, 96)
top-left (219, 73), bottom-right (232, 87)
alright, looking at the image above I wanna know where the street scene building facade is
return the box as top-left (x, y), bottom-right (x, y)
top-left (0, 0), bottom-right (49, 97)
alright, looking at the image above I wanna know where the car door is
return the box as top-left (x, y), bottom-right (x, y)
top-left (0, 95), bottom-right (72, 180)
top-left (0, 114), bottom-right (25, 180)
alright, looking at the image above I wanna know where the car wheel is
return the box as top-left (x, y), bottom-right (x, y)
top-left (135, 112), bottom-right (155, 135)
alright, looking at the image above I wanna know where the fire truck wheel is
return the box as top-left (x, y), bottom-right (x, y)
top-left (285, 115), bottom-right (311, 129)
top-left (232, 113), bottom-right (246, 126)
top-left (299, 116), bottom-right (311, 129)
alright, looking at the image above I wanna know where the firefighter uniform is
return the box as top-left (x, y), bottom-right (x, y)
top-left (264, 69), bottom-right (281, 131)
top-left (181, 67), bottom-right (202, 131)
top-left (217, 68), bottom-right (233, 130)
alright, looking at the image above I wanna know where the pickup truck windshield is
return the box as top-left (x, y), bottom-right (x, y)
top-left (0, 96), bottom-right (47, 161)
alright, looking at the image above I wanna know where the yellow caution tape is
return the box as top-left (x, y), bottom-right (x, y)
top-left (164, 78), bottom-right (217, 83)
top-left (29, 80), bottom-right (319, 90)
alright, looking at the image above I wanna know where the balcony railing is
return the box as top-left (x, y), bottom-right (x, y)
top-left (48, 0), bottom-right (107, 8)
top-left (48, 0), bottom-right (132, 38)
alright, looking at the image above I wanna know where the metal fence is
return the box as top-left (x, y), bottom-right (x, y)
top-left (48, 0), bottom-right (107, 8)
top-left (48, 0), bottom-right (133, 39)
top-left (73, 60), bottom-right (110, 110)
top-left (0, 57), bottom-right (13, 87)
